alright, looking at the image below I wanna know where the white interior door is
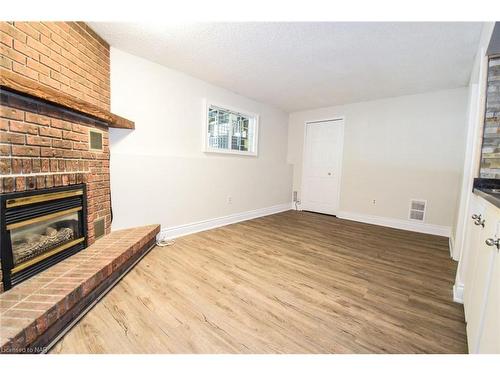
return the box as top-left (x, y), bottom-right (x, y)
top-left (301, 119), bottom-right (344, 215)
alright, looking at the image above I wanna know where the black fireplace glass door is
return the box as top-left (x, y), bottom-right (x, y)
top-left (9, 211), bottom-right (82, 268)
top-left (1, 184), bottom-right (88, 290)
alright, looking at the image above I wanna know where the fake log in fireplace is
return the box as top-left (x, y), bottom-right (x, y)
top-left (0, 184), bottom-right (87, 290)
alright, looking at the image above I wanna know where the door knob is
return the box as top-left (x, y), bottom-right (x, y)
top-left (485, 238), bottom-right (500, 250)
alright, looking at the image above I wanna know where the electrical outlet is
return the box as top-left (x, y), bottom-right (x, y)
top-left (372, 199), bottom-right (376, 205)
top-left (293, 191), bottom-right (298, 202)
top-left (227, 196), bottom-right (232, 204)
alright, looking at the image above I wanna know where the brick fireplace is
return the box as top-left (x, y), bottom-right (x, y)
top-left (0, 22), bottom-right (159, 353)
top-left (0, 22), bottom-right (113, 291)
top-left (0, 91), bottom-right (112, 244)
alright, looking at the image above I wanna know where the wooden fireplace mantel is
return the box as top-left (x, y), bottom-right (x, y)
top-left (0, 68), bottom-right (135, 130)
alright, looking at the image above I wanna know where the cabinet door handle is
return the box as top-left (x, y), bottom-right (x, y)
top-left (485, 238), bottom-right (500, 250)
top-left (474, 218), bottom-right (485, 227)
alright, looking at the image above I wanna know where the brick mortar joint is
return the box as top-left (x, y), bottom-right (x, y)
top-left (0, 171), bottom-right (89, 178)
top-left (1, 21), bottom-right (111, 112)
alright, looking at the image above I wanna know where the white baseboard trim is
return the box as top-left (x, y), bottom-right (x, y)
top-left (453, 282), bottom-right (464, 304)
top-left (336, 211), bottom-right (451, 237)
top-left (159, 202), bottom-right (294, 240)
top-left (449, 236), bottom-right (455, 258)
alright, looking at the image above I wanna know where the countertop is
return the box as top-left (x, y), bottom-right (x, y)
top-left (474, 188), bottom-right (500, 209)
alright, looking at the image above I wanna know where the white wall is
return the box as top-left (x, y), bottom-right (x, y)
top-left (288, 88), bottom-right (469, 232)
top-left (108, 48), bottom-right (293, 232)
top-left (453, 22), bottom-right (496, 260)
top-left (453, 22), bottom-right (496, 302)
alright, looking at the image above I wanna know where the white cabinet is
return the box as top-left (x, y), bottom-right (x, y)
top-left (463, 194), bottom-right (500, 353)
top-left (463, 194), bottom-right (486, 317)
top-left (479, 244), bottom-right (500, 353)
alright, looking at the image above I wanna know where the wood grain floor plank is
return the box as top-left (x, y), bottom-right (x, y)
top-left (51, 211), bottom-right (467, 354)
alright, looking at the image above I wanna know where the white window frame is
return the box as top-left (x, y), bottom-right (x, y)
top-left (203, 99), bottom-right (259, 156)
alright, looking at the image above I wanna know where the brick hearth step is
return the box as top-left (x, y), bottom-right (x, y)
top-left (0, 224), bottom-right (160, 353)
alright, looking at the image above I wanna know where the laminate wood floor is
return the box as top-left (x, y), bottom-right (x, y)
top-left (51, 211), bottom-right (467, 354)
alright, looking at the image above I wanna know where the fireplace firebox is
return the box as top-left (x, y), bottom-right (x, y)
top-left (0, 184), bottom-right (87, 290)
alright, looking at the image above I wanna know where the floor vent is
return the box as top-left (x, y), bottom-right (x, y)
top-left (409, 199), bottom-right (426, 221)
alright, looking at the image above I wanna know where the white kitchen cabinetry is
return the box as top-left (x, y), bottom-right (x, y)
top-left (463, 194), bottom-right (486, 316)
top-left (478, 239), bottom-right (500, 353)
top-left (463, 193), bottom-right (500, 353)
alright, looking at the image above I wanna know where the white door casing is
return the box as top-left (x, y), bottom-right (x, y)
top-left (453, 49), bottom-right (489, 263)
top-left (301, 119), bottom-right (344, 215)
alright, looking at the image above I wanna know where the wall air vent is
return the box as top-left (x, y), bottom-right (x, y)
top-left (409, 199), bottom-right (426, 221)
top-left (94, 217), bottom-right (105, 240)
top-left (89, 129), bottom-right (103, 151)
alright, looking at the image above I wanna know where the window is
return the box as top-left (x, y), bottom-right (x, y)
top-left (204, 101), bottom-right (259, 156)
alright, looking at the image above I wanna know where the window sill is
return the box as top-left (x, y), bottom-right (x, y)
top-left (204, 149), bottom-right (258, 157)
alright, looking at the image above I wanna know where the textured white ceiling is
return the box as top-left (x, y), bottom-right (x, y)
top-left (89, 22), bottom-right (482, 112)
